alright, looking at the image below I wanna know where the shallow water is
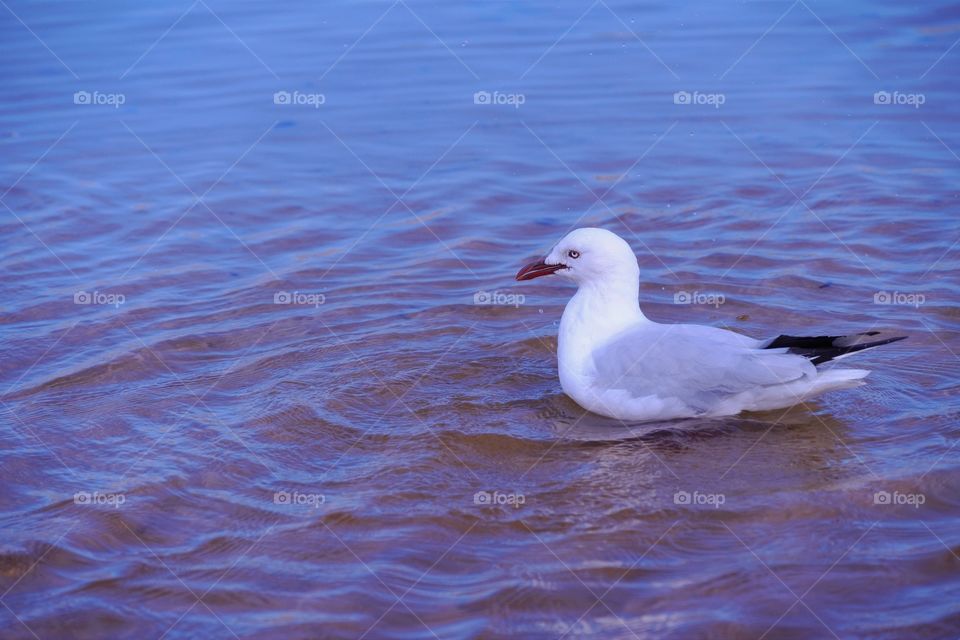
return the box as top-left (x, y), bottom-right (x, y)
top-left (1, 0), bottom-right (959, 638)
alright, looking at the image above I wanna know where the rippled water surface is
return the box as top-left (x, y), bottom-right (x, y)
top-left (2, 1), bottom-right (959, 638)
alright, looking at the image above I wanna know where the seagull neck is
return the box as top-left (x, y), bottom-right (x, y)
top-left (566, 279), bottom-right (647, 335)
top-left (584, 275), bottom-right (643, 309)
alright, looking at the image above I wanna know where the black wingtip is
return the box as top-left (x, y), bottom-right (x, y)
top-left (764, 332), bottom-right (908, 365)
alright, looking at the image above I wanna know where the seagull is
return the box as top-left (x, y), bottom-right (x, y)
top-left (516, 227), bottom-right (906, 422)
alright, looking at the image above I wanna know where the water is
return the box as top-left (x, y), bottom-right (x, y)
top-left (2, 0), bottom-right (959, 638)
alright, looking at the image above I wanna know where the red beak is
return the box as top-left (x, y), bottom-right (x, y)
top-left (516, 259), bottom-right (565, 281)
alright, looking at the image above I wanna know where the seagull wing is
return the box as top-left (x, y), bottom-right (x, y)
top-left (591, 323), bottom-right (817, 413)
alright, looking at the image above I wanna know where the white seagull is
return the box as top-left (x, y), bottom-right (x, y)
top-left (516, 228), bottom-right (906, 422)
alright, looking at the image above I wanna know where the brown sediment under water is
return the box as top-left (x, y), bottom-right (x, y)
top-left (1, 1), bottom-right (959, 638)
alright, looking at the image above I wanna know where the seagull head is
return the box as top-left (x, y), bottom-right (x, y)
top-left (515, 227), bottom-right (639, 288)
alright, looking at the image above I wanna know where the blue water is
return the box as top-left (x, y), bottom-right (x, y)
top-left (2, 1), bottom-right (959, 638)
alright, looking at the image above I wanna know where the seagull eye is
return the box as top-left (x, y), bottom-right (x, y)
top-left (567, 250), bottom-right (580, 259)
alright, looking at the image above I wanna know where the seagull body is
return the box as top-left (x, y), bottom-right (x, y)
top-left (516, 228), bottom-right (906, 422)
